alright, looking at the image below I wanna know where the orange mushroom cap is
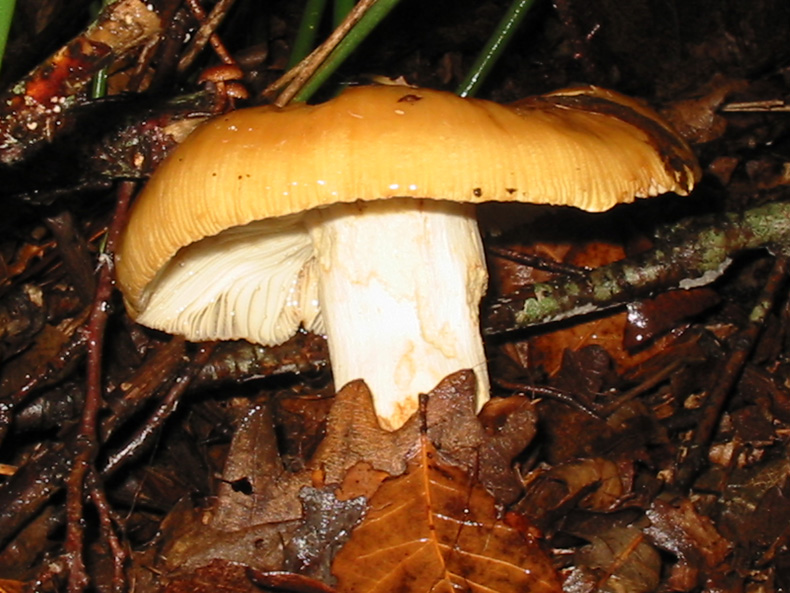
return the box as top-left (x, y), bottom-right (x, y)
top-left (116, 84), bottom-right (699, 317)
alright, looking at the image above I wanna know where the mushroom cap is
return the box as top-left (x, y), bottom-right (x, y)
top-left (116, 84), bottom-right (699, 319)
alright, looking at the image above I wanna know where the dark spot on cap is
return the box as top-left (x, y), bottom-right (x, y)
top-left (397, 94), bottom-right (422, 103)
top-left (473, 187), bottom-right (482, 197)
top-left (506, 188), bottom-right (516, 194)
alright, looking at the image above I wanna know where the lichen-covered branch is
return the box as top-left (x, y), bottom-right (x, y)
top-left (483, 200), bottom-right (790, 335)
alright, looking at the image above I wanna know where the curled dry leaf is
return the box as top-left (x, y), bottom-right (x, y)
top-left (331, 436), bottom-right (561, 593)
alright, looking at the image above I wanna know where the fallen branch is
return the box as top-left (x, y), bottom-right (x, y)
top-left (483, 200), bottom-right (790, 335)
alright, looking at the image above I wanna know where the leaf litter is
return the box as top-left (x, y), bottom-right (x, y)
top-left (3, 0), bottom-right (790, 592)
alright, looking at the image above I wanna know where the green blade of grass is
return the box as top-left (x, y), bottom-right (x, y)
top-left (456, 0), bottom-right (537, 97)
top-left (289, 0), bottom-right (330, 68)
top-left (0, 0), bottom-right (16, 76)
top-left (333, 0), bottom-right (356, 28)
top-left (293, 0), bottom-right (402, 103)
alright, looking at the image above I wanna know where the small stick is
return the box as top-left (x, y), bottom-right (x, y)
top-left (266, 0), bottom-right (402, 106)
top-left (484, 201), bottom-right (790, 335)
top-left (177, 0), bottom-right (239, 73)
top-left (674, 255), bottom-right (789, 489)
top-left (65, 181), bottom-right (134, 593)
top-left (87, 471), bottom-right (127, 593)
top-left (487, 244), bottom-right (589, 278)
top-left (100, 342), bottom-right (216, 477)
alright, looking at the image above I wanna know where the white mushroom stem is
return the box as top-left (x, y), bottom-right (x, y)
top-left (305, 198), bottom-right (490, 431)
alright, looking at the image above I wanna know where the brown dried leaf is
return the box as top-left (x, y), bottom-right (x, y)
top-left (331, 437), bottom-right (561, 593)
top-left (569, 526), bottom-right (661, 593)
top-left (161, 558), bottom-right (263, 593)
top-left (0, 580), bottom-right (25, 593)
top-left (624, 287), bottom-right (719, 350)
top-left (520, 458), bottom-right (627, 522)
top-left (645, 497), bottom-right (732, 575)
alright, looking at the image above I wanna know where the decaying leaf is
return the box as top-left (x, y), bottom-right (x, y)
top-left (624, 287), bottom-right (719, 350)
top-left (161, 558), bottom-right (266, 593)
top-left (283, 487), bottom-right (367, 583)
top-left (565, 526), bottom-right (661, 593)
top-left (331, 436), bottom-right (561, 593)
top-left (644, 496), bottom-right (732, 587)
top-left (519, 457), bottom-right (628, 525)
top-left (141, 371), bottom-right (540, 591)
top-left (0, 579), bottom-right (24, 593)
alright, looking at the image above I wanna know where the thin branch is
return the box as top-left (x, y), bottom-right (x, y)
top-left (100, 342), bottom-right (216, 477)
top-left (674, 255), bottom-right (790, 489)
top-left (177, 0), bottom-right (239, 73)
top-left (483, 200), bottom-right (790, 335)
top-left (65, 181), bottom-right (134, 593)
top-left (265, 0), bottom-right (400, 106)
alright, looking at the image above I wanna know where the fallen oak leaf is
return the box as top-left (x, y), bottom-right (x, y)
top-left (147, 373), bottom-right (542, 591)
top-left (331, 435), bottom-right (561, 593)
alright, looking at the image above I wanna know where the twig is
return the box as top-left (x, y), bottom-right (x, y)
top-left (487, 244), bottom-right (589, 278)
top-left (266, 0), bottom-right (376, 105)
top-left (2, 322), bottom-right (88, 423)
top-left (177, 0), bottom-right (239, 73)
top-left (100, 342), bottom-right (216, 477)
top-left (674, 255), bottom-right (790, 489)
top-left (289, 0), bottom-right (401, 104)
top-left (87, 471), bottom-right (128, 593)
top-left (598, 358), bottom-right (685, 418)
top-left (0, 436), bottom-right (73, 550)
top-left (495, 377), bottom-right (602, 418)
top-left (0, 0), bottom-right (161, 166)
top-left (483, 200), bottom-right (790, 335)
top-left (65, 181), bottom-right (134, 593)
top-left (193, 332), bottom-right (328, 387)
top-left (333, 0), bottom-right (356, 28)
top-left (99, 336), bottom-right (188, 440)
top-left (266, 0), bottom-right (400, 106)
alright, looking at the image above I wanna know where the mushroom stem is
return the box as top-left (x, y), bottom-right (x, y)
top-left (306, 198), bottom-right (489, 430)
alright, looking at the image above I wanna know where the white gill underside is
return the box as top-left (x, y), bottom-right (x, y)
top-left (136, 215), bottom-right (322, 345)
top-left (137, 199), bottom-right (490, 431)
top-left (305, 199), bottom-right (490, 430)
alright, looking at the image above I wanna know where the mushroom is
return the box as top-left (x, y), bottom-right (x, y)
top-left (115, 84), bottom-right (699, 430)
